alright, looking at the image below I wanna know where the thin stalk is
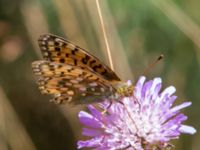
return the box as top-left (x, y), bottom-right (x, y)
top-left (95, 0), bottom-right (114, 70)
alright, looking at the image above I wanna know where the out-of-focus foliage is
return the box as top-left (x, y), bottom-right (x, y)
top-left (0, 0), bottom-right (199, 149)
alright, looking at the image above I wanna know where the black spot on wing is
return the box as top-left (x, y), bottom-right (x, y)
top-left (55, 47), bottom-right (60, 51)
top-left (60, 58), bottom-right (65, 63)
top-left (82, 55), bottom-right (90, 64)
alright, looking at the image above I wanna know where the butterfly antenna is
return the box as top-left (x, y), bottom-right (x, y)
top-left (143, 54), bottom-right (164, 76)
top-left (95, 0), bottom-right (114, 71)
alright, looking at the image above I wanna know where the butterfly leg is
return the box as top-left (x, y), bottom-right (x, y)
top-left (101, 100), bottom-right (113, 115)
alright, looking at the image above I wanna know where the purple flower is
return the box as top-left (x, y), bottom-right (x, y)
top-left (77, 76), bottom-right (196, 150)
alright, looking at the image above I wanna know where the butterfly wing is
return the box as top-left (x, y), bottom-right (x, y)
top-left (38, 34), bottom-right (121, 81)
top-left (32, 60), bottom-right (116, 104)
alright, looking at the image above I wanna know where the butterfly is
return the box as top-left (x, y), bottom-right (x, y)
top-left (32, 34), bottom-right (133, 104)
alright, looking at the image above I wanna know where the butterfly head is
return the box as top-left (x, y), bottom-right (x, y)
top-left (115, 82), bottom-right (134, 97)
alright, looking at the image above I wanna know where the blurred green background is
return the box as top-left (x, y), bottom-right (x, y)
top-left (0, 0), bottom-right (199, 149)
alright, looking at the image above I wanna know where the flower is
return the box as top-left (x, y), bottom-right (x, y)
top-left (77, 76), bottom-right (196, 150)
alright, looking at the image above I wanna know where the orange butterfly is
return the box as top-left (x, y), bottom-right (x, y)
top-left (32, 34), bottom-right (133, 104)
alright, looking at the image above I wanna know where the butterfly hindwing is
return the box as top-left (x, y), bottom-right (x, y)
top-left (38, 34), bottom-right (121, 81)
top-left (37, 77), bottom-right (114, 104)
top-left (32, 60), bottom-right (115, 104)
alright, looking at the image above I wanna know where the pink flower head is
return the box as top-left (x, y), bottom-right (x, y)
top-left (77, 76), bottom-right (196, 150)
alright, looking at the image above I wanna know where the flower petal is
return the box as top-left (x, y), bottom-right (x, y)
top-left (160, 86), bottom-right (176, 100)
top-left (151, 77), bottom-right (162, 100)
top-left (170, 102), bottom-right (192, 113)
top-left (134, 76), bottom-right (146, 99)
top-left (82, 128), bottom-right (103, 137)
top-left (77, 137), bottom-right (103, 149)
top-left (179, 125), bottom-right (196, 134)
top-left (79, 111), bottom-right (102, 128)
top-left (88, 105), bottom-right (103, 121)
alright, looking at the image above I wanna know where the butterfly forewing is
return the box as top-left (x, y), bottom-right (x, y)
top-left (38, 34), bottom-right (120, 81)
